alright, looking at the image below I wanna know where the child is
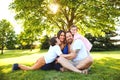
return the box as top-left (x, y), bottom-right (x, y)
top-left (12, 37), bottom-right (63, 71)
top-left (70, 25), bottom-right (92, 52)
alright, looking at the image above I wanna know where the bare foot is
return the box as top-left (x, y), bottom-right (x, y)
top-left (60, 67), bottom-right (64, 72)
top-left (60, 67), bottom-right (69, 72)
top-left (81, 69), bottom-right (88, 74)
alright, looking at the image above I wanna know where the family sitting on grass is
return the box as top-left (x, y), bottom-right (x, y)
top-left (12, 25), bottom-right (93, 74)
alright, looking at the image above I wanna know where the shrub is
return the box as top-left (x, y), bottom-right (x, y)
top-left (40, 35), bottom-right (50, 49)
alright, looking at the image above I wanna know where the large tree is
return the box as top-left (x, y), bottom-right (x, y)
top-left (0, 19), bottom-right (14, 54)
top-left (10, 0), bottom-right (120, 36)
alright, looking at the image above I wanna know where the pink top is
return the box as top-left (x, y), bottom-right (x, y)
top-left (74, 33), bottom-right (92, 52)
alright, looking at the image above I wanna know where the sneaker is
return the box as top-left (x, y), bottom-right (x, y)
top-left (12, 63), bottom-right (20, 71)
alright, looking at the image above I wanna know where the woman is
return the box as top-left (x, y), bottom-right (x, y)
top-left (57, 30), bottom-right (68, 54)
top-left (41, 30), bottom-right (69, 71)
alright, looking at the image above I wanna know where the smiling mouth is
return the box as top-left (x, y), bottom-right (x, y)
top-left (68, 39), bottom-right (72, 42)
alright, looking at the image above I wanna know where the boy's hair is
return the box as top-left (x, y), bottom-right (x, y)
top-left (49, 37), bottom-right (57, 46)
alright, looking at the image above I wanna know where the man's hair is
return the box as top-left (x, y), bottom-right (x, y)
top-left (66, 31), bottom-right (74, 37)
top-left (49, 37), bottom-right (57, 46)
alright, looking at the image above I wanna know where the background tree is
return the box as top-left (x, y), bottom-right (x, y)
top-left (17, 31), bottom-right (31, 50)
top-left (17, 28), bottom-right (39, 51)
top-left (10, 0), bottom-right (120, 36)
top-left (6, 30), bottom-right (17, 50)
top-left (85, 28), bottom-right (118, 51)
top-left (0, 19), bottom-right (14, 54)
top-left (40, 35), bottom-right (50, 49)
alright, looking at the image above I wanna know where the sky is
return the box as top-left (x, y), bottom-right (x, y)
top-left (0, 0), bottom-right (22, 34)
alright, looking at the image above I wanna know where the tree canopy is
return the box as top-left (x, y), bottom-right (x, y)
top-left (0, 19), bottom-right (15, 54)
top-left (10, 0), bottom-right (120, 36)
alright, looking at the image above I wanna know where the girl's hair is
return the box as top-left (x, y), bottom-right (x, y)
top-left (57, 30), bottom-right (66, 43)
top-left (70, 25), bottom-right (80, 31)
top-left (70, 25), bottom-right (77, 29)
top-left (49, 37), bottom-right (57, 46)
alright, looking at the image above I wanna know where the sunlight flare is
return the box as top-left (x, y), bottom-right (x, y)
top-left (49, 3), bottom-right (59, 14)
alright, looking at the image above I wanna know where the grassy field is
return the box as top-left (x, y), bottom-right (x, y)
top-left (0, 49), bottom-right (120, 80)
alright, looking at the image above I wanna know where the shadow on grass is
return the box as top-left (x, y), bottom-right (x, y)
top-left (0, 67), bottom-right (6, 80)
top-left (0, 49), bottom-right (47, 59)
top-left (0, 57), bottom-right (120, 80)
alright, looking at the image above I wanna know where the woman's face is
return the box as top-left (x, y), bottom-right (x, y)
top-left (58, 32), bottom-right (65, 42)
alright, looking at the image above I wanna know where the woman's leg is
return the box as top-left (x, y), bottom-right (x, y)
top-left (18, 56), bottom-right (46, 70)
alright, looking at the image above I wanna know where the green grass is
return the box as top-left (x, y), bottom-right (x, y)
top-left (0, 49), bottom-right (120, 80)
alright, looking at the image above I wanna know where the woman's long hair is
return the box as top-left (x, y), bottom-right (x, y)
top-left (57, 30), bottom-right (66, 44)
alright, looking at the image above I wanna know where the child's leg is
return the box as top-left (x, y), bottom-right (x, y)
top-left (18, 56), bottom-right (46, 70)
top-left (18, 64), bottom-right (31, 70)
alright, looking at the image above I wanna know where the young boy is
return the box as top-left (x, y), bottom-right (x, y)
top-left (70, 25), bottom-right (92, 52)
top-left (12, 37), bottom-right (63, 71)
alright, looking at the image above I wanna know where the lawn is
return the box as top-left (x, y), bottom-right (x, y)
top-left (0, 49), bottom-right (120, 80)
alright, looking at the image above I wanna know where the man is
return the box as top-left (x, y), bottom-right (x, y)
top-left (58, 31), bottom-right (93, 74)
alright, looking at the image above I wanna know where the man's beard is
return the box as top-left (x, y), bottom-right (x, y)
top-left (67, 39), bottom-right (73, 44)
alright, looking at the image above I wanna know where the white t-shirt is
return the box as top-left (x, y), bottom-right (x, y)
top-left (71, 39), bottom-right (90, 61)
top-left (44, 45), bottom-right (62, 64)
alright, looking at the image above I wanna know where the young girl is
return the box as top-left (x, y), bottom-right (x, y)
top-left (12, 37), bottom-right (63, 71)
top-left (70, 25), bottom-right (92, 52)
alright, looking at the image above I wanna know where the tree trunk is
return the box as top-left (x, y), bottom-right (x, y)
top-left (30, 41), bottom-right (33, 51)
top-left (1, 49), bottom-right (3, 55)
top-left (1, 44), bottom-right (4, 55)
top-left (66, 8), bottom-right (75, 30)
top-left (67, 21), bottom-right (73, 30)
top-left (30, 45), bottom-right (32, 51)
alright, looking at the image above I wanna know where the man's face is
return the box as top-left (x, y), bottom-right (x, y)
top-left (66, 32), bottom-right (73, 44)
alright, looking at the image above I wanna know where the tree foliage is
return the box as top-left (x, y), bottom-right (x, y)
top-left (10, 0), bottom-right (120, 37)
top-left (0, 19), bottom-right (15, 54)
top-left (85, 29), bottom-right (118, 51)
top-left (6, 30), bottom-right (17, 50)
top-left (40, 35), bottom-right (50, 49)
top-left (17, 29), bottom-right (38, 50)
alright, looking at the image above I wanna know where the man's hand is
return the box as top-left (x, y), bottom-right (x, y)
top-left (60, 51), bottom-right (77, 60)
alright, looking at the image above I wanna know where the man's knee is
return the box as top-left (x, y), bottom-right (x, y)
top-left (88, 56), bottom-right (93, 64)
top-left (76, 56), bottom-right (93, 69)
top-left (57, 56), bottom-right (64, 63)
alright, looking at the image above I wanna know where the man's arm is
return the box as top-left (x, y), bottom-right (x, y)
top-left (60, 49), bottom-right (80, 60)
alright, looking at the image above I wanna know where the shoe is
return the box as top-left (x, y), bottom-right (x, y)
top-left (12, 63), bottom-right (20, 71)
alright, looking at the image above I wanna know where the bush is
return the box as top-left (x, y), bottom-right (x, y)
top-left (85, 33), bottom-right (117, 51)
top-left (40, 35), bottom-right (50, 49)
